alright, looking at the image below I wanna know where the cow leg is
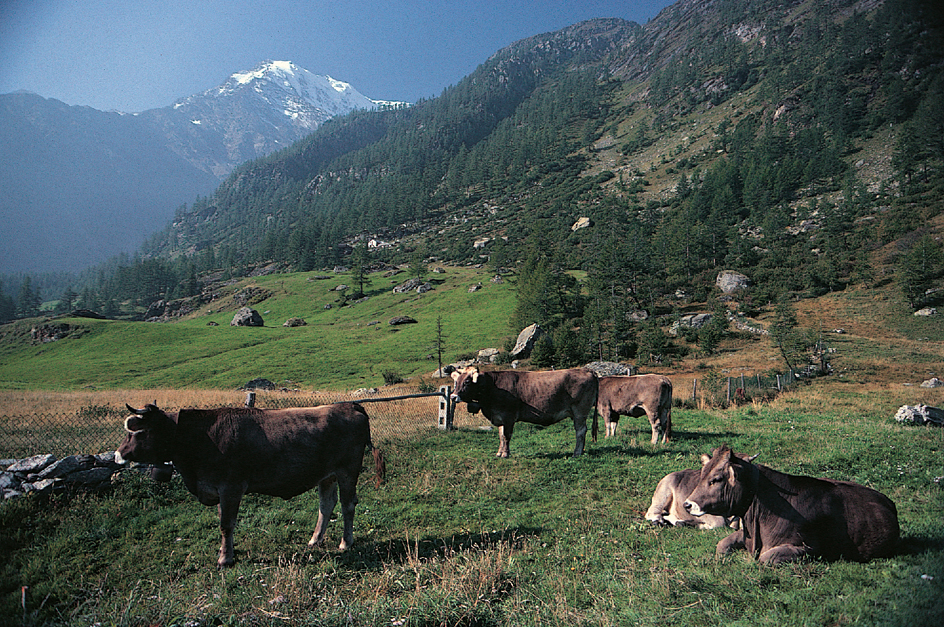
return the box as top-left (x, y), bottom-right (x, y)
top-left (644, 475), bottom-right (674, 526)
top-left (497, 423), bottom-right (514, 458)
top-left (716, 529), bottom-right (746, 557)
top-left (309, 477), bottom-right (338, 548)
top-left (572, 413), bottom-right (588, 457)
top-left (759, 544), bottom-right (809, 565)
top-left (336, 474), bottom-right (359, 550)
top-left (605, 412), bottom-right (618, 438)
top-left (217, 489), bottom-right (245, 568)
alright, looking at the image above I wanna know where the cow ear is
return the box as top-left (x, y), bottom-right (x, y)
top-left (471, 371), bottom-right (480, 383)
top-left (450, 369), bottom-right (461, 382)
top-left (700, 453), bottom-right (711, 466)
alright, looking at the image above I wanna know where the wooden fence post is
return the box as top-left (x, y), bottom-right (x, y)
top-left (244, 392), bottom-right (256, 408)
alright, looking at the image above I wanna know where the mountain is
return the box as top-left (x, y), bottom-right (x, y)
top-left (138, 60), bottom-right (405, 179)
top-left (123, 0), bottom-right (942, 324)
top-left (0, 61), bottom-right (402, 274)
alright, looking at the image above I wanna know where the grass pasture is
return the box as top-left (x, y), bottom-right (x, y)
top-left (1, 386), bottom-right (942, 627)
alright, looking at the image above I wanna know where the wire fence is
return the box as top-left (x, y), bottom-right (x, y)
top-left (0, 370), bottom-right (806, 460)
top-left (0, 387), bottom-right (494, 460)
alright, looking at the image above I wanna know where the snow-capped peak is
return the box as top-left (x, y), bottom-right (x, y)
top-left (218, 60), bottom-right (400, 114)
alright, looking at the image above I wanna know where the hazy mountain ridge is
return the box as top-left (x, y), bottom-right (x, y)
top-left (0, 61), bottom-right (402, 274)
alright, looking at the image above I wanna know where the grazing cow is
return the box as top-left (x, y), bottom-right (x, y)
top-left (683, 445), bottom-right (899, 564)
top-left (446, 366), bottom-right (598, 458)
top-left (116, 402), bottom-right (385, 568)
top-left (645, 457), bottom-right (741, 530)
top-left (596, 374), bottom-right (672, 443)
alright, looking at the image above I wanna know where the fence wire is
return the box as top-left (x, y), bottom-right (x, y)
top-left (0, 387), bottom-right (493, 460)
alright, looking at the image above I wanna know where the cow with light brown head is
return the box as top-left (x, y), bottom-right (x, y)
top-left (683, 445), bottom-right (899, 564)
top-left (446, 366), bottom-right (598, 458)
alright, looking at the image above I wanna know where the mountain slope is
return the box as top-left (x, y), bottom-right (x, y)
top-left (0, 61), bottom-right (401, 274)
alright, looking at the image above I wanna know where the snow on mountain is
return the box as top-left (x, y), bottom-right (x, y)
top-left (147, 60), bottom-right (409, 178)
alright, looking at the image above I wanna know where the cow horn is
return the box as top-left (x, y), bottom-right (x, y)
top-left (126, 404), bottom-right (147, 415)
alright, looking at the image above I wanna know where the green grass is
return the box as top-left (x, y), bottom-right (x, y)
top-left (1, 399), bottom-right (941, 626)
top-left (0, 267), bottom-right (516, 391)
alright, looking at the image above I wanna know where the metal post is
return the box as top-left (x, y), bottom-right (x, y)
top-left (245, 391), bottom-right (256, 408)
top-left (438, 385), bottom-right (454, 430)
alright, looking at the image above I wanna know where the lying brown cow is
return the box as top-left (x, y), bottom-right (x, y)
top-left (116, 402), bottom-right (385, 568)
top-left (597, 374), bottom-right (672, 443)
top-left (447, 366), bottom-right (598, 458)
top-left (683, 445), bottom-right (899, 564)
top-left (645, 457), bottom-right (741, 530)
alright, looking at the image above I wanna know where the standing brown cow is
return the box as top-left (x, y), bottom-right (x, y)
top-left (684, 445), bottom-right (899, 564)
top-left (116, 402), bottom-right (385, 568)
top-left (596, 374), bottom-right (672, 443)
top-left (447, 366), bottom-right (598, 458)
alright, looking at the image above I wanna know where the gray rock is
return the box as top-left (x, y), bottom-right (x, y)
top-left (915, 307), bottom-right (937, 316)
top-left (584, 361), bottom-right (634, 377)
top-left (716, 270), bottom-right (751, 294)
top-left (6, 454), bottom-right (56, 474)
top-left (389, 316), bottom-right (418, 326)
top-left (66, 467), bottom-right (116, 486)
top-left (921, 377), bottom-right (944, 388)
top-left (36, 455), bottom-right (85, 480)
top-left (231, 307), bottom-right (264, 327)
top-left (511, 324), bottom-right (544, 359)
top-left (894, 404), bottom-right (944, 426)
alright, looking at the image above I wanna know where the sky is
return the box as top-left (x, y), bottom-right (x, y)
top-left (0, 0), bottom-right (676, 113)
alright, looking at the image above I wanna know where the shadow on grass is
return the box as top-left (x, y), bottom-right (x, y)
top-left (335, 526), bottom-right (544, 570)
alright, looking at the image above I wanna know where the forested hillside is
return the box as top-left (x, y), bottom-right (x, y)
top-left (3, 0), bottom-right (942, 366)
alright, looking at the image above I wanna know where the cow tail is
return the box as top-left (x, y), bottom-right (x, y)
top-left (369, 441), bottom-right (386, 488)
top-left (592, 407), bottom-right (599, 442)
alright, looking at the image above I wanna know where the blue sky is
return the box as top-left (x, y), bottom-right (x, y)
top-left (0, 0), bottom-right (675, 112)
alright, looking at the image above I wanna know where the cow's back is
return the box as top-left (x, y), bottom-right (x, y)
top-left (755, 469), bottom-right (899, 562)
top-left (176, 403), bottom-right (371, 500)
top-left (493, 368), bottom-right (597, 418)
top-left (598, 375), bottom-right (670, 414)
top-left (824, 479), bottom-right (899, 561)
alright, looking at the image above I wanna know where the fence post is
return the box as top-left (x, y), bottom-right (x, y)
top-left (245, 392), bottom-right (256, 408)
top-left (726, 378), bottom-right (731, 404)
top-left (692, 379), bottom-right (697, 401)
top-left (776, 375), bottom-right (782, 391)
top-left (438, 386), bottom-right (454, 430)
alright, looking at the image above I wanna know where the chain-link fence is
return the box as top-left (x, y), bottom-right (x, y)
top-left (0, 387), bottom-right (495, 460)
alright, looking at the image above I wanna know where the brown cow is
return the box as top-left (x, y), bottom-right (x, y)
top-left (116, 402), bottom-right (385, 568)
top-left (683, 445), bottom-right (899, 564)
top-left (597, 374), bottom-right (672, 443)
top-left (446, 366), bottom-right (598, 458)
top-left (645, 456), bottom-right (742, 530)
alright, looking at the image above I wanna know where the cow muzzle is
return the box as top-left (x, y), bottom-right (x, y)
top-left (683, 499), bottom-right (706, 517)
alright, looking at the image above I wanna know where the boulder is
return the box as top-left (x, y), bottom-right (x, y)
top-left (716, 270), bottom-right (751, 294)
top-left (477, 348), bottom-right (501, 363)
top-left (241, 378), bottom-right (277, 391)
top-left (283, 317), bottom-right (307, 327)
top-left (921, 377), bottom-right (944, 388)
top-left (894, 404), bottom-right (944, 426)
top-left (393, 278), bottom-right (426, 294)
top-left (584, 361), bottom-right (634, 377)
top-left (914, 307), bottom-right (937, 316)
top-left (231, 307), bottom-right (264, 327)
top-left (389, 316), bottom-right (418, 326)
top-left (571, 217), bottom-right (592, 231)
top-left (511, 324), bottom-right (544, 359)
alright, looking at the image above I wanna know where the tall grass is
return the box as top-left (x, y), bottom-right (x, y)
top-left (1, 385), bottom-right (941, 626)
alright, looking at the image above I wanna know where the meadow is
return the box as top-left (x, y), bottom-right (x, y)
top-left (1, 382), bottom-right (942, 627)
top-left (1, 268), bottom-right (943, 625)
